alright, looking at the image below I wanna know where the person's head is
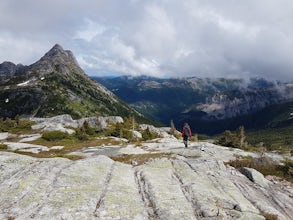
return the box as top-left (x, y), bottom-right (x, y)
top-left (184, 122), bottom-right (188, 126)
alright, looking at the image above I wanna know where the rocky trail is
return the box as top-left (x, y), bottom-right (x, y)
top-left (1, 135), bottom-right (293, 220)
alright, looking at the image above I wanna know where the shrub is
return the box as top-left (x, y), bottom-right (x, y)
top-left (121, 129), bottom-right (133, 140)
top-left (0, 143), bottom-right (8, 150)
top-left (105, 122), bottom-right (135, 140)
top-left (42, 131), bottom-right (69, 141)
top-left (73, 121), bottom-right (97, 141)
top-left (80, 121), bottom-right (95, 135)
top-left (189, 134), bottom-right (198, 142)
top-left (227, 156), bottom-right (293, 183)
top-left (260, 211), bottom-right (278, 220)
top-left (0, 117), bottom-right (34, 132)
top-left (279, 158), bottom-right (293, 180)
top-left (17, 120), bottom-right (35, 130)
top-left (107, 122), bottom-right (123, 137)
top-left (75, 129), bottom-right (89, 141)
top-left (141, 127), bottom-right (159, 141)
top-left (216, 126), bottom-right (248, 149)
top-left (123, 116), bottom-right (138, 130)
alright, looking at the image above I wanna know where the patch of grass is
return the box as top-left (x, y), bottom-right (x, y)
top-left (189, 134), bottom-right (198, 142)
top-left (0, 118), bottom-right (35, 134)
top-left (13, 150), bottom-right (84, 161)
top-left (55, 153), bottom-right (84, 160)
top-left (0, 143), bottom-right (8, 150)
top-left (110, 153), bottom-right (175, 166)
top-left (30, 136), bottom-right (121, 148)
top-left (226, 156), bottom-right (293, 183)
top-left (42, 130), bottom-right (70, 141)
top-left (197, 133), bottom-right (213, 141)
top-left (260, 211), bottom-right (279, 220)
top-left (25, 136), bottom-right (122, 160)
top-left (141, 127), bottom-right (160, 141)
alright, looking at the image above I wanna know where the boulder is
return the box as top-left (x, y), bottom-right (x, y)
top-left (4, 142), bottom-right (49, 154)
top-left (0, 132), bottom-right (9, 140)
top-left (139, 124), bottom-right (170, 138)
top-left (239, 167), bottom-right (271, 188)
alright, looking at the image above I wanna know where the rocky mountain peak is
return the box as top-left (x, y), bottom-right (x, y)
top-left (25, 44), bottom-right (82, 77)
top-left (0, 61), bottom-right (26, 80)
top-left (0, 61), bottom-right (16, 74)
top-left (38, 44), bottom-right (79, 67)
top-left (43, 44), bottom-right (65, 57)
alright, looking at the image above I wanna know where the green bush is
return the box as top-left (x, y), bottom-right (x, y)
top-left (17, 120), bottom-right (35, 130)
top-left (0, 143), bottom-right (8, 150)
top-left (75, 129), bottom-right (89, 141)
top-left (141, 127), bottom-right (159, 141)
top-left (121, 129), bottom-right (133, 140)
top-left (42, 131), bottom-right (70, 141)
top-left (189, 134), bottom-right (198, 142)
top-left (279, 158), bottom-right (293, 180)
top-left (107, 122), bottom-right (123, 137)
top-left (105, 122), bottom-right (132, 139)
top-left (80, 121), bottom-right (95, 135)
top-left (216, 126), bottom-right (247, 149)
top-left (0, 117), bottom-right (34, 133)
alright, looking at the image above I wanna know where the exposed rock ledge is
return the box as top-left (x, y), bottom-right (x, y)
top-left (1, 141), bottom-right (292, 220)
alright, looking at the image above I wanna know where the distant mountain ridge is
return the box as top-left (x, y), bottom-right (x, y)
top-left (94, 75), bottom-right (293, 134)
top-left (0, 45), bottom-right (148, 122)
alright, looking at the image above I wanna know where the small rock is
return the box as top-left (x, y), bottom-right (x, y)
top-left (50, 146), bottom-right (64, 150)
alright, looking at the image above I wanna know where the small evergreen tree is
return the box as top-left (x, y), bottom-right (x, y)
top-left (14, 114), bottom-right (20, 126)
top-left (217, 126), bottom-right (248, 149)
top-left (81, 120), bottom-right (95, 135)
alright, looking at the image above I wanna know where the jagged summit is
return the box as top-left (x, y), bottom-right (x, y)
top-left (41, 44), bottom-right (67, 59)
top-left (39, 44), bottom-right (79, 66)
top-left (0, 61), bottom-right (26, 80)
top-left (29, 44), bottom-right (81, 76)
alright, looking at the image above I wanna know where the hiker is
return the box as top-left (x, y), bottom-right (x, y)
top-left (182, 122), bottom-right (192, 148)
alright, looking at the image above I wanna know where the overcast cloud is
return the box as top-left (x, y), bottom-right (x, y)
top-left (0, 0), bottom-right (293, 81)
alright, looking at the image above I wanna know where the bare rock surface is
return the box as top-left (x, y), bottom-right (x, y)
top-left (4, 142), bottom-right (50, 154)
top-left (31, 114), bottom-right (124, 133)
top-left (0, 132), bottom-right (9, 140)
top-left (18, 134), bottom-right (42, 143)
top-left (0, 138), bottom-right (292, 220)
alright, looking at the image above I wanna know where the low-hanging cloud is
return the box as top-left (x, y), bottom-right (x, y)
top-left (1, 0), bottom-right (293, 81)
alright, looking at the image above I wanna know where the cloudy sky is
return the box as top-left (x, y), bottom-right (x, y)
top-left (1, 0), bottom-right (293, 81)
